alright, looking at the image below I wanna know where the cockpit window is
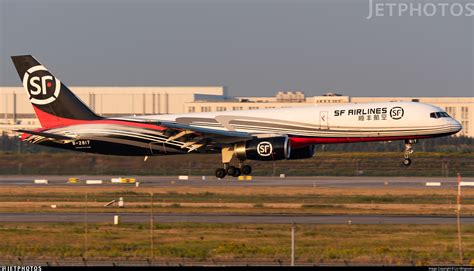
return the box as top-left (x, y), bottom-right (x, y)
top-left (430, 112), bottom-right (450, 118)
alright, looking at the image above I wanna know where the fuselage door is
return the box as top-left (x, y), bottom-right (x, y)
top-left (320, 111), bottom-right (328, 129)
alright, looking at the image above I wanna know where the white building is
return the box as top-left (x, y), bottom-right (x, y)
top-left (1, 86), bottom-right (226, 129)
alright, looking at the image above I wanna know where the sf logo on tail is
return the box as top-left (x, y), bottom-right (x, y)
top-left (22, 65), bottom-right (61, 105)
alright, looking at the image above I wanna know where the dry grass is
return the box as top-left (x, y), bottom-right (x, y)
top-left (1, 184), bottom-right (474, 265)
top-left (2, 185), bottom-right (474, 196)
top-left (0, 201), bottom-right (474, 216)
top-left (1, 185), bottom-right (473, 216)
top-left (0, 222), bottom-right (473, 265)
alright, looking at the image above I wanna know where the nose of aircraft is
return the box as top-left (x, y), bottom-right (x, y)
top-left (451, 118), bottom-right (463, 133)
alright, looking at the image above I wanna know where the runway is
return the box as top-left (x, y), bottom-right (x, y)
top-left (1, 212), bottom-right (473, 224)
top-left (0, 175), bottom-right (470, 188)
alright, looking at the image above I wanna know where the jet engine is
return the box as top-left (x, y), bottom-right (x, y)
top-left (234, 136), bottom-right (290, 161)
top-left (288, 145), bottom-right (316, 160)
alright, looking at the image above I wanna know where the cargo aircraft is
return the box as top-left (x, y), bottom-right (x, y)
top-left (10, 55), bottom-right (462, 178)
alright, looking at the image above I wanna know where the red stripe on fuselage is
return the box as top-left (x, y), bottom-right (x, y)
top-left (289, 134), bottom-right (451, 148)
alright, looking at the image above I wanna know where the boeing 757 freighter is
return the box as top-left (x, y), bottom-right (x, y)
top-left (10, 55), bottom-right (462, 178)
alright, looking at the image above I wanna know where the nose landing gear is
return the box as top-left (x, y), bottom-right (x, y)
top-left (402, 157), bottom-right (412, 167)
top-left (402, 139), bottom-right (417, 167)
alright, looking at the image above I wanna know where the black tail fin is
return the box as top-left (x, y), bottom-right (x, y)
top-left (11, 55), bottom-right (102, 128)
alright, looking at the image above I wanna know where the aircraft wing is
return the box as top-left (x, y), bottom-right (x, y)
top-left (114, 117), bottom-right (253, 140)
top-left (113, 117), bottom-right (255, 152)
top-left (156, 120), bottom-right (252, 139)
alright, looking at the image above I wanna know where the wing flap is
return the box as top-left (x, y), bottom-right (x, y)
top-left (113, 117), bottom-right (253, 141)
top-left (108, 117), bottom-right (255, 152)
top-left (157, 121), bottom-right (253, 139)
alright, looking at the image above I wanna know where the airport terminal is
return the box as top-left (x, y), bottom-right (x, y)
top-left (1, 87), bottom-right (473, 137)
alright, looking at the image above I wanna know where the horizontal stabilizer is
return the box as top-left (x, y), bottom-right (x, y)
top-left (14, 129), bottom-right (75, 141)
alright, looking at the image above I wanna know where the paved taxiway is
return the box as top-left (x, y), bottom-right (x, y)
top-left (0, 175), bottom-right (471, 188)
top-left (1, 213), bottom-right (473, 224)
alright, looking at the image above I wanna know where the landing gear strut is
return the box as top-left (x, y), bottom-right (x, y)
top-left (214, 146), bottom-right (252, 178)
top-left (402, 139), bottom-right (417, 167)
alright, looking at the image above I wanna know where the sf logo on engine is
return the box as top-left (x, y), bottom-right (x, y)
top-left (22, 65), bottom-right (61, 105)
top-left (257, 141), bottom-right (273, 157)
top-left (390, 107), bottom-right (404, 120)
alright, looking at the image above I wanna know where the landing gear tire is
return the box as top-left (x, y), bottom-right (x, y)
top-left (227, 166), bottom-right (241, 177)
top-left (402, 158), bottom-right (412, 167)
top-left (215, 168), bottom-right (227, 178)
top-left (401, 139), bottom-right (417, 167)
top-left (232, 168), bottom-right (241, 177)
top-left (226, 166), bottom-right (237, 177)
top-left (241, 165), bottom-right (252, 175)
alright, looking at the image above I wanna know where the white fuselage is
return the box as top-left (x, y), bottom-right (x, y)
top-left (136, 102), bottom-right (462, 140)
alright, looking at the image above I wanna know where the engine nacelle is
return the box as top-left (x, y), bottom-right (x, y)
top-left (235, 136), bottom-right (290, 161)
top-left (288, 145), bottom-right (316, 160)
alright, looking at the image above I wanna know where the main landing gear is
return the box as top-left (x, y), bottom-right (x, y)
top-left (402, 139), bottom-right (417, 167)
top-left (215, 164), bottom-right (252, 179)
top-left (215, 146), bottom-right (252, 178)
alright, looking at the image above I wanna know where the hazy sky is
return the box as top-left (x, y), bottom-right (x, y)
top-left (0, 0), bottom-right (473, 97)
